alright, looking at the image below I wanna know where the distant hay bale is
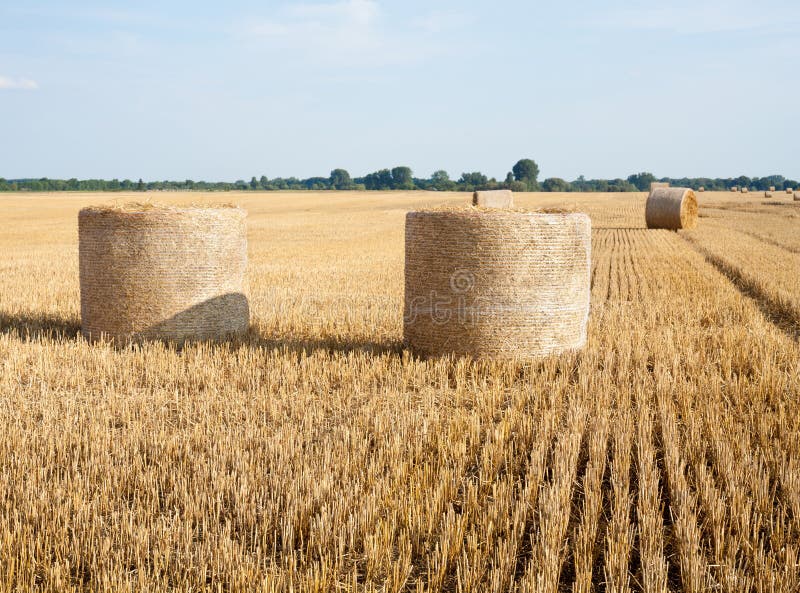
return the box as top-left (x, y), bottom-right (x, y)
top-left (731, 186), bottom-right (739, 192)
top-left (786, 188), bottom-right (793, 194)
top-left (404, 209), bottom-right (591, 359)
top-left (79, 204), bottom-right (249, 344)
top-left (741, 187), bottom-right (749, 194)
top-left (765, 191), bottom-right (773, 198)
top-left (795, 192), bottom-right (800, 201)
top-left (698, 186), bottom-right (705, 192)
top-left (769, 186), bottom-right (776, 192)
top-left (472, 189), bottom-right (513, 208)
top-left (645, 187), bottom-right (698, 230)
top-left (650, 182), bottom-right (670, 191)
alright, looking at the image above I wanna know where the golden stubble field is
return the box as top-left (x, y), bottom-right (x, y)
top-left (1, 190), bottom-right (799, 592)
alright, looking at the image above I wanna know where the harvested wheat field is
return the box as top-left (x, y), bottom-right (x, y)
top-left (1, 190), bottom-right (799, 593)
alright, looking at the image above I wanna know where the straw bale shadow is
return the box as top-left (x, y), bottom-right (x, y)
top-left (80, 293), bottom-right (251, 349)
top-left (241, 329), bottom-right (402, 357)
top-left (140, 293), bottom-right (250, 343)
top-left (683, 238), bottom-right (800, 342)
top-left (0, 311), bottom-right (81, 341)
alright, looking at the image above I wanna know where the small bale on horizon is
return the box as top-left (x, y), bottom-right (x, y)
top-left (473, 189), bottom-right (514, 208)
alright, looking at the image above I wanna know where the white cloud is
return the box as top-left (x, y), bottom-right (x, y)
top-left (289, 0), bottom-right (378, 26)
top-left (599, 0), bottom-right (798, 34)
top-left (414, 10), bottom-right (474, 34)
top-left (0, 76), bottom-right (38, 90)
top-left (235, 1), bottom-right (458, 68)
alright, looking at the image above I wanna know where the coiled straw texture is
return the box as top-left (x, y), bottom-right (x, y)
top-left (404, 209), bottom-right (591, 360)
top-left (645, 187), bottom-right (698, 230)
top-left (79, 205), bottom-right (249, 344)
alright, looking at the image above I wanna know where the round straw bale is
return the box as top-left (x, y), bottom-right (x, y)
top-left (79, 204), bottom-right (249, 344)
top-left (741, 187), bottom-right (749, 193)
top-left (765, 191), bottom-right (773, 198)
top-left (650, 181), bottom-right (670, 191)
top-left (769, 186), bottom-right (776, 192)
top-left (403, 208), bottom-right (591, 360)
top-left (795, 192), bottom-right (800, 201)
top-left (731, 186), bottom-right (738, 192)
top-left (698, 186), bottom-right (705, 192)
top-left (645, 187), bottom-right (698, 230)
top-left (786, 188), bottom-right (793, 194)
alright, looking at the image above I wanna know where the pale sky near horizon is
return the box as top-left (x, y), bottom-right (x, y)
top-left (1, 1), bottom-right (799, 182)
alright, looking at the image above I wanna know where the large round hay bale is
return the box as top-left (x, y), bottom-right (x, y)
top-left (645, 187), bottom-right (698, 230)
top-left (741, 187), bottom-right (749, 194)
top-left (769, 186), bottom-right (776, 192)
top-left (786, 188), bottom-right (793, 194)
top-left (731, 186), bottom-right (739, 192)
top-left (795, 192), bottom-right (800, 201)
top-left (650, 181), bottom-right (670, 191)
top-left (403, 209), bottom-right (591, 359)
top-left (79, 204), bottom-right (249, 344)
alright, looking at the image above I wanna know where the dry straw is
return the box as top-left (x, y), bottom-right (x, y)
top-left (731, 186), bottom-right (739, 192)
top-left (769, 186), bottom-right (776, 192)
top-left (786, 188), bottom-right (794, 194)
top-left (698, 186), bottom-right (705, 192)
top-left (473, 189), bottom-right (513, 208)
top-left (765, 191), bottom-right (774, 198)
top-left (79, 204), bottom-right (249, 344)
top-left (403, 208), bottom-right (591, 360)
top-left (645, 187), bottom-right (698, 230)
top-left (741, 187), bottom-right (749, 193)
top-left (650, 181), bottom-right (670, 191)
top-left (795, 192), bottom-right (800, 201)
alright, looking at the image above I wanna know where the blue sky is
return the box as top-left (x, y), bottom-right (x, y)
top-left (1, 1), bottom-right (799, 181)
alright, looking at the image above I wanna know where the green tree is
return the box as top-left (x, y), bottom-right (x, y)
top-left (512, 158), bottom-right (540, 190)
top-left (329, 169), bottom-right (352, 190)
top-left (391, 166), bottom-right (414, 190)
top-left (430, 170), bottom-right (455, 191)
top-left (259, 175), bottom-right (269, 189)
top-left (626, 172), bottom-right (656, 191)
top-left (363, 169), bottom-right (393, 190)
top-left (136, 178), bottom-right (145, 191)
top-left (542, 177), bottom-right (571, 192)
top-left (249, 176), bottom-right (259, 190)
top-left (459, 172), bottom-right (488, 190)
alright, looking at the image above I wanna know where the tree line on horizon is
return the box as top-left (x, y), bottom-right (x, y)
top-left (1, 160), bottom-right (797, 193)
